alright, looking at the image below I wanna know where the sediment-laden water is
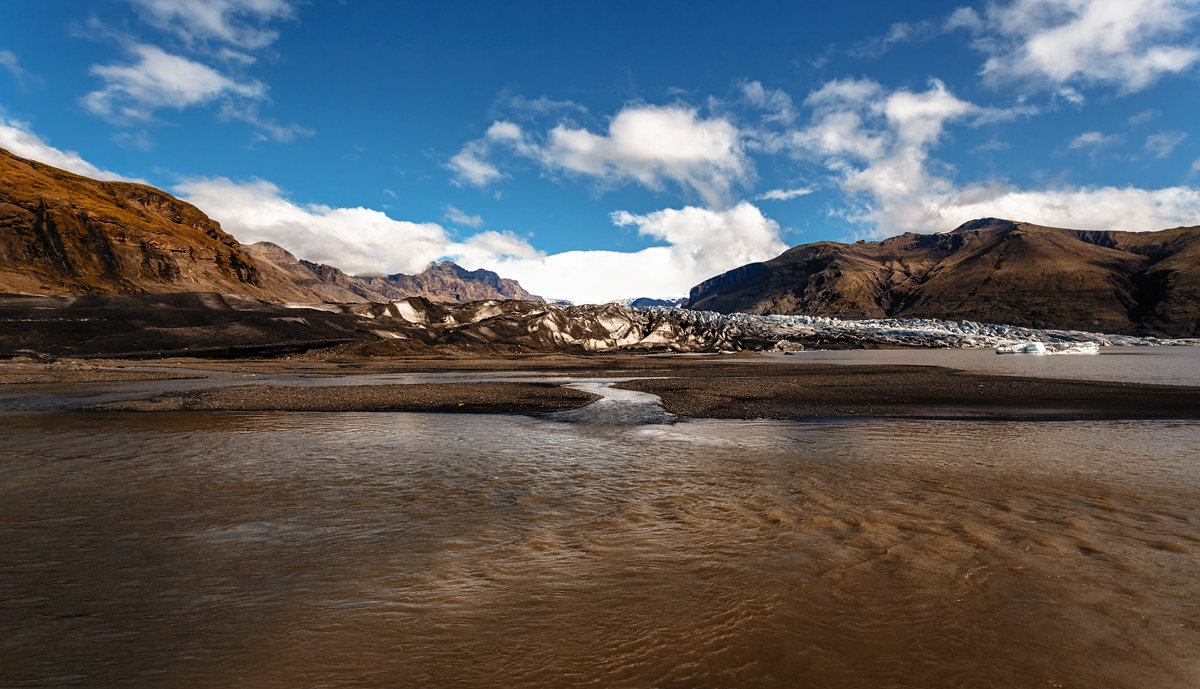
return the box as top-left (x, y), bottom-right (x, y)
top-left (2, 402), bottom-right (1197, 688)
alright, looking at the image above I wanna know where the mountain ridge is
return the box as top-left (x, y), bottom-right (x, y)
top-left (686, 218), bottom-right (1200, 336)
top-left (0, 147), bottom-right (541, 305)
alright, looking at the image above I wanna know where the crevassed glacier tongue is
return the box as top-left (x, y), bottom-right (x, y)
top-left (550, 381), bottom-right (674, 425)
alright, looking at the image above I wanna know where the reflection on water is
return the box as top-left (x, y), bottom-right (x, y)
top-left (767, 345), bottom-right (1200, 387)
top-left (2, 411), bottom-right (1198, 688)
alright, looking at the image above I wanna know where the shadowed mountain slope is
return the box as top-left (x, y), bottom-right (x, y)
top-left (686, 218), bottom-right (1200, 336)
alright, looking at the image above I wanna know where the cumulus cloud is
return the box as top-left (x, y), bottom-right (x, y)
top-left (174, 175), bottom-right (785, 303)
top-left (491, 203), bottom-right (786, 303)
top-left (447, 121), bottom-right (532, 186)
top-left (449, 105), bottom-right (750, 208)
top-left (0, 116), bottom-right (138, 181)
top-left (928, 184), bottom-right (1200, 231)
top-left (542, 105), bottom-right (750, 207)
top-left (128, 0), bottom-right (295, 50)
top-left (1143, 130), bottom-right (1187, 158)
top-left (443, 204), bottom-right (484, 228)
top-left (84, 44), bottom-right (263, 121)
top-left (960, 0), bottom-right (1200, 93)
top-left (173, 177), bottom-right (494, 275)
top-left (788, 77), bottom-right (1200, 234)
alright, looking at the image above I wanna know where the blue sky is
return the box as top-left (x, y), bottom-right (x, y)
top-left (2, 0), bottom-right (1199, 302)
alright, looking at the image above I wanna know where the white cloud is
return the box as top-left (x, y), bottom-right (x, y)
top-left (789, 78), bottom-right (1200, 234)
top-left (0, 50), bottom-right (25, 81)
top-left (0, 116), bottom-right (137, 181)
top-left (1143, 130), bottom-right (1187, 158)
top-left (443, 204), bottom-right (484, 228)
top-left (175, 175), bottom-right (785, 303)
top-left (491, 203), bottom-right (786, 302)
top-left (218, 102), bottom-right (313, 142)
top-left (173, 177), bottom-right (491, 275)
top-left (1068, 130), bottom-right (1121, 149)
top-left (446, 121), bottom-right (532, 186)
top-left (84, 44), bottom-right (263, 121)
top-left (964, 0), bottom-right (1200, 93)
top-left (929, 184), bottom-right (1200, 231)
top-left (497, 94), bottom-right (587, 116)
top-left (112, 130), bottom-right (156, 151)
top-left (128, 0), bottom-right (295, 49)
top-left (543, 105), bottom-right (751, 207)
top-left (754, 187), bottom-right (815, 201)
top-left (450, 105), bottom-right (751, 208)
top-left (972, 138), bottom-right (1012, 153)
top-left (851, 19), bottom-right (941, 57)
top-left (448, 143), bottom-right (506, 187)
top-left (1128, 109), bottom-right (1162, 126)
top-left (739, 80), bottom-right (796, 124)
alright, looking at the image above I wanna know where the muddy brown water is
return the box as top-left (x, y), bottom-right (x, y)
top-left (2, 403), bottom-right (1198, 688)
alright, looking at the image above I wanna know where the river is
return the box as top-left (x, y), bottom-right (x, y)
top-left (1, 352), bottom-right (1198, 688)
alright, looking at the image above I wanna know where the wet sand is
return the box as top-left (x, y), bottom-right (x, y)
top-left (14, 353), bottom-right (1192, 419)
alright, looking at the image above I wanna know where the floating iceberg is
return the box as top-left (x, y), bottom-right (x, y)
top-left (996, 342), bottom-right (1048, 355)
top-left (995, 341), bottom-right (1100, 355)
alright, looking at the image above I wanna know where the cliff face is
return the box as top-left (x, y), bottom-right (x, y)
top-left (0, 147), bottom-right (317, 301)
top-left (686, 219), bottom-right (1200, 336)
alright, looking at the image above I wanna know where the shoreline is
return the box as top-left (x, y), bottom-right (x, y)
top-left (3, 353), bottom-right (1191, 421)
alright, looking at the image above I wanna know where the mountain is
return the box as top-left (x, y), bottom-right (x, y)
top-left (610, 297), bottom-right (687, 308)
top-left (240, 243), bottom-right (542, 304)
top-left (356, 261), bottom-right (543, 303)
top-left (0, 148), bottom-right (541, 305)
top-left (0, 147), bottom-right (318, 301)
top-left (686, 218), bottom-right (1200, 336)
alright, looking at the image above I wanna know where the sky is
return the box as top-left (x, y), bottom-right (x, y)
top-left (1, 0), bottom-right (1199, 303)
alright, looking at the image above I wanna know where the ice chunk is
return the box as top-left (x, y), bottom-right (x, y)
top-left (995, 341), bottom-right (1048, 355)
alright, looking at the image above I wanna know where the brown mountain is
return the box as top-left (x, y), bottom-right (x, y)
top-left (0, 147), bottom-right (317, 301)
top-left (686, 218), bottom-right (1200, 336)
top-left (0, 148), bottom-right (541, 305)
top-left (357, 261), bottom-right (543, 303)
top-left (241, 242), bottom-right (543, 304)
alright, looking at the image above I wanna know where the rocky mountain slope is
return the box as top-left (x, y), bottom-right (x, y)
top-left (0, 148), bottom-right (541, 304)
top-left (686, 218), bottom-right (1200, 336)
top-left (240, 242), bottom-right (543, 304)
top-left (0, 148), bottom-right (318, 301)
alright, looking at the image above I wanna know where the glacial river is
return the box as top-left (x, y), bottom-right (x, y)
top-left (1, 353), bottom-right (1199, 688)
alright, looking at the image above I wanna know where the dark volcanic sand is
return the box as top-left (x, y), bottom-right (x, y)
top-left (612, 363), bottom-right (1200, 420)
top-left (92, 382), bottom-right (600, 414)
top-left (51, 354), bottom-right (1200, 420)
